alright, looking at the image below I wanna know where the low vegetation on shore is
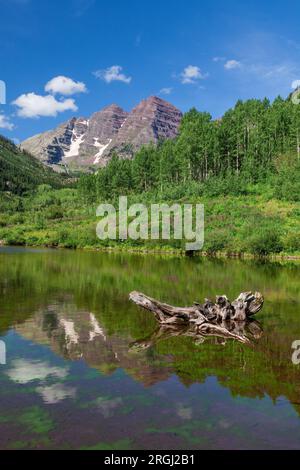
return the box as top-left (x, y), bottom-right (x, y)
top-left (0, 181), bottom-right (299, 258)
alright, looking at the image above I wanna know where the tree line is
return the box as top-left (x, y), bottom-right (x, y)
top-left (78, 95), bottom-right (300, 203)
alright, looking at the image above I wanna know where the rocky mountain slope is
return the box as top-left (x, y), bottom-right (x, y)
top-left (15, 304), bottom-right (171, 386)
top-left (21, 96), bottom-right (182, 171)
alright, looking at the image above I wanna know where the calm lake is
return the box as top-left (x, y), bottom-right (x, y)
top-left (0, 246), bottom-right (300, 450)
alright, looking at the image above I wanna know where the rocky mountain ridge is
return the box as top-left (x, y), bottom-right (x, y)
top-left (21, 96), bottom-right (182, 172)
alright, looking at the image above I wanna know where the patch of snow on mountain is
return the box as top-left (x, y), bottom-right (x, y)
top-left (89, 313), bottom-right (107, 342)
top-left (79, 119), bottom-right (89, 126)
top-left (120, 118), bottom-right (127, 128)
top-left (64, 131), bottom-right (85, 158)
top-left (93, 137), bottom-right (102, 147)
top-left (60, 319), bottom-right (79, 345)
top-left (93, 139), bottom-right (112, 164)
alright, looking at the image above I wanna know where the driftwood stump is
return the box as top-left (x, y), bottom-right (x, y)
top-left (129, 291), bottom-right (264, 345)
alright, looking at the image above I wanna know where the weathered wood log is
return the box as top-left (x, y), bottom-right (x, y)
top-left (129, 291), bottom-right (264, 324)
top-left (129, 291), bottom-right (264, 345)
top-left (129, 291), bottom-right (207, 325)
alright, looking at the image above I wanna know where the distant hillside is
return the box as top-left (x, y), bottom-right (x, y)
top-left (0, 135), bottom-right (63, 194)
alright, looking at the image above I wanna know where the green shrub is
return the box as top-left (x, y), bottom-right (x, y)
top-left (4, 229), bottom-right (26, 246)
top-left (0, 215), bottom-right (8, 227)
top-left (203, 174), bottom-right (249, 197)
top-left (7, 213), bottom-right (25, 225)
top-left (204, 230), bottom-right (231, 254)
top-left (46, 206), bottom-right (64, 220)
top-left (274, 162), bottom-right (300, 202)
top-left (34, 213), bottom-right (46, 229)
top-left (246, 228), bottom-right (283, 256)
top-left (284, 232), bottom-right (300, 252)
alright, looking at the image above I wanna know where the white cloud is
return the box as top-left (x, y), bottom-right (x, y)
top-left (36, 384), bottom-right (76, 404)
top-left (93, 65), bottom-right (132, 84)
top-left (0, 113), bottom-right (14, 130)
top-left (159, 87), bottom-right (173, 95)
top-left (176, 404), bottom-right (192, 421)
top-left (45, 75), bottom-right (87, 96)
top-left (180, 65), bottom-right (207, 84)
top-left (12, 92), bottom-right (78, 118)
top-left (291, 80), bottom-right (300, 89)
top-left (95, 396), bottom-right (123, 418)
top-left (6, 359), bottom-right (68, 384)
top-left (224, 60), bottom-right (242, 70)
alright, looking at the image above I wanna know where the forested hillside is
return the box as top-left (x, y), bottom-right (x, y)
top-left (0, 135), bottom-right (63, 194)
top-left (79, 96), bottom-right (300, 201)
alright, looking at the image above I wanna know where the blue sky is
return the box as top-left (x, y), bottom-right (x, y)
top-left (1, 0), bottom-right (300, 142)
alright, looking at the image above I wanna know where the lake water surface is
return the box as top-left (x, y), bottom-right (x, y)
top-left (0, 247), bottom-right (300, 450)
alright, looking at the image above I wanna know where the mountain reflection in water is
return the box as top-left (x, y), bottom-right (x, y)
top-left (0, 247), bottom-right (300, 450)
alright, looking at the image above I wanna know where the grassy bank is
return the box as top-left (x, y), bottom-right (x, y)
top-left (0, 183), bottom-right (299, 259)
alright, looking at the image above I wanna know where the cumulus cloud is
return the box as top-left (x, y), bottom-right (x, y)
top-left (291, 79), bottom-right (300, 89)
top-left (224, 60), bottom-right (242, 70)
top-left (36, 384), bottom-right (76, 404)
top-left (12, 92), bottom-right (78, 118)
top-left (6, 359), bottom-right (68, 384)
top-left (159, 87), bottom-right (173, 95)
top-left (176, 404), bottom-right (192, 421)
top-left (0, 113), bottom-right (14, 130)
top-left (94, 396), bottom-right (123, 418)
top-left (180, 65), bottom-right (207, 84)
top-left (45, 75), bottom-right (87, 96)
top-left (93, 65), bottom-right (132, 84)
